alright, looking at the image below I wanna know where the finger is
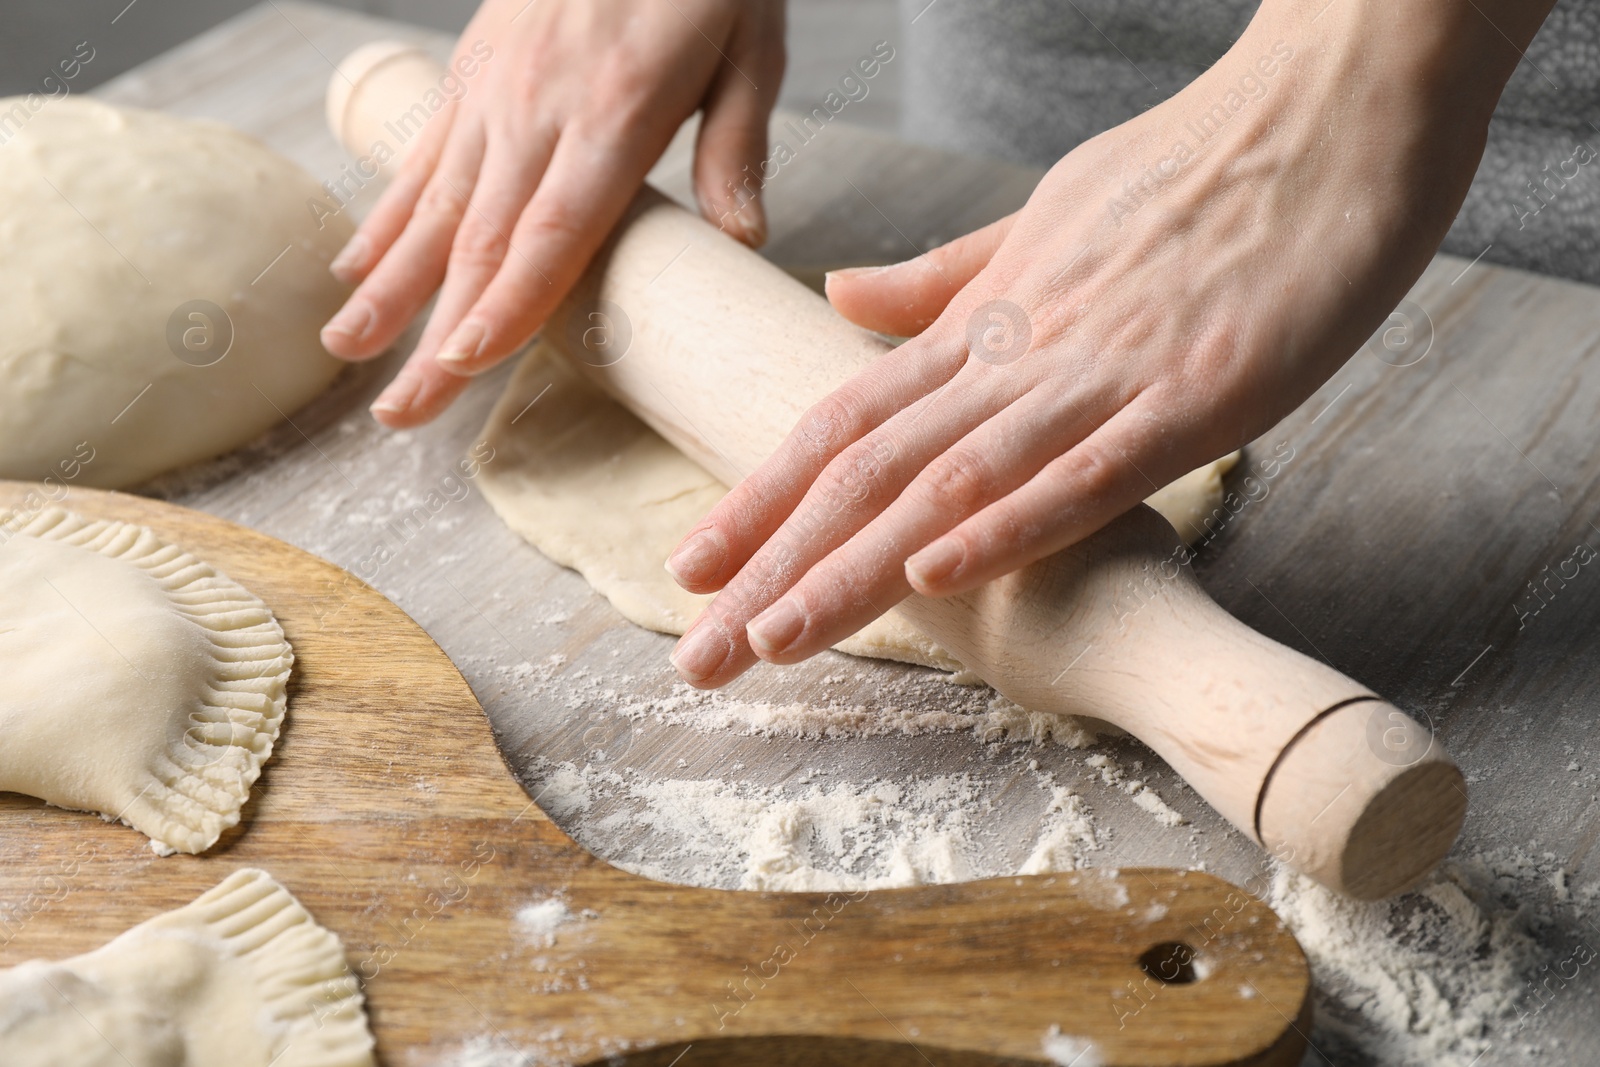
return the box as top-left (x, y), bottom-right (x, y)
top-left (429, 120), bottom-right (661, 376)
top-left (369, 135), bottom-right (554, 422)
top-left (669, 602), bottom-right (759, 694)
top-left (905, 394), bottom-right (1171, 597)
top-left (691, 12), bottom-right (781, 246)
top-left (744, 385), bottom-right (1105, 663)
top-left (665, 335), bottom-right (970, 595)
top-left (670, 362), bottom-right (1033, 687)
top-left (368, 351), bottom-right (474, 429)
top-left (321, 125), bottom-right (487, 362)
top-left (328, 99), bottom-right (459, 286)
top-left (824, 212), bottom-right (1017, 337)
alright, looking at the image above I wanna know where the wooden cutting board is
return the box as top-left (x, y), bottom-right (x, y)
top-left (0, 482), bottom-right (1310, 1066)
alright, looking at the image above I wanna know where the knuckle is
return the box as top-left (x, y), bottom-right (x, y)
top-left (916, 448), bottom-right (994, 512)
top-left (1191, 319), bottom-right (1243, 379)
top-left (714, 562), bottom-right (782, 623)
top-left (716, 497), bottom-right (767, 549)
top-left (816, 437), bottom-right (897, 514)
top-left (518, 204), bottom-right (585, 246)
top-left (414, 178), bottom-right (468, 223)
top-left (978, 509), bottom-right (1024, 557)
top-left (355, 292), bottom-right (398, 324)
top-left (506, 61), bottom-right (549, 111)
top-left (355, 280), bottom-right (411, 323)
top-left (449, 221), bottom-right (510, 269)
top-left (794, 394), bottom-right (868, 464)
top-left (1063, 441), bottom-right (1124, 502)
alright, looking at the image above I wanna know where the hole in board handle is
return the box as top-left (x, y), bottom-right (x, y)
top-left (1138, 941), bottom-right (1200, 985)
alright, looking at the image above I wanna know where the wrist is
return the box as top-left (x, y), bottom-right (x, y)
top-left (1239, 0), bottom-right (1554, 128)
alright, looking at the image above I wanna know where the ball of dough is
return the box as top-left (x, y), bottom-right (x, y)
top-left (0, 97), bottom-right (353, 488)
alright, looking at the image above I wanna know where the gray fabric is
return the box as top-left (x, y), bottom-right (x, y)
top-left (901, 0), bottom-right (1600, 284)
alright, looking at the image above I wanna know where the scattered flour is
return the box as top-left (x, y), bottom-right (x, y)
top-left (155, 276), bottom-right (1589, 1065)
top-left (1130, 789), bottom-right (1185, 828)
top-left (443, 1036), bottom-right (524, 1067)
top-left (1019, 786), bottom-right (1099, 875)
top-left (528, 760), bottom-right (1101, 891)
top-left (602, 677), bottom-right (1103, 747)
top-left (443, 1031), bottom-right (636, 1067)
top-left (524, 744), bottom-right (1570, 1065)
top-left (1267, 859), bottom-right (1548, 1066)
top-left (1083, 753), bottom-right (1187, 827)
top-left (516, 896), bottom-right (575, 948)
top-left (1042, 1025), bottom-right (1102, 1066)
top-left (497, 632), bottom-right (1574, 1064)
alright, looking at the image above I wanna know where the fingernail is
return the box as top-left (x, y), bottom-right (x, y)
top-left (329, 234), bottom-right (369, 282)
top-left (907, 538), bottom-right (965, 590)
top-left (735, 200), bottom-right (767, 248)
top-left (435, 321), bottom-right (487, 372)
top-left (829, 264), bottom-right (892, 280)
top-left (665, 529), bottom-right (726, 587)
top-left (370, 375), bottom-right (420, 419)
top-left (671, 623), bottom-right (730, 683)
top-left (321, 303), bottom-right (373, 347)
top-left (709, 192), bottom-right (766, 248)
top-left (747, 598), bottom-right (806, 656)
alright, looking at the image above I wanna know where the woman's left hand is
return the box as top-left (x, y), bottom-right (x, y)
top-left (660, 0), bottom-right (1522, 688)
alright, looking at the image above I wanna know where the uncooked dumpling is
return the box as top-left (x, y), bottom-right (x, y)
top-left (0, 508), bottom-right (292, 854)
top-left (0, 868), bottom-right (374, 1067)
top-left (475, 342), bottom-right (1238, 669)
top-left (0, 97), bottom-right (351, 487)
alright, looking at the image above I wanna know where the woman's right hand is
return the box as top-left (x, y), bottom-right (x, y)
top-left (320, 0), bottom-right (785, 427)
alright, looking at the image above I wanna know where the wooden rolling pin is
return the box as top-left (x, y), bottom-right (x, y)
top-left (327, 44), bottom-right (1466, 900)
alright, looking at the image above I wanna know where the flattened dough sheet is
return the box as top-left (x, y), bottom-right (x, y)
top-left (477, 343), bottom-right (1238, 672)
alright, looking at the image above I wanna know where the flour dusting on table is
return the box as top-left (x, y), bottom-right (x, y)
top-left (1266, 850), bottom-right (1579, 1065)
top-left (486, 643), bottom-right (1570, 1065)
top-left (555, 666), bottom-right (1107, 747)
top-left (520, 749), bottom-right (1561, 1063)
top-left (528, 759), bottom-right (1104, 891)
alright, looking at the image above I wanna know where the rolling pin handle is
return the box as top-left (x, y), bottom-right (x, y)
top-left (903, 506), bottom-right (1466, 901)
top-left (1256, 695), bottom-right (1465, 899)
top-left (326, 41), bottom-right (442, 180)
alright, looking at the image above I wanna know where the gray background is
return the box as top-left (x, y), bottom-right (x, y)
top-left (2, 0), bottom-right (903, 134)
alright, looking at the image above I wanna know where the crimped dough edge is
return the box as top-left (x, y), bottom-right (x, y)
top-left (15, 507), bottom-right (293, 854)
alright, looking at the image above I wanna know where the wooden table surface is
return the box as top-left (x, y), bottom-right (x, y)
top-left (74, 4), bottom-right (1600, 1063)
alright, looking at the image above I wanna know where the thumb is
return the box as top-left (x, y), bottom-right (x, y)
top-left (825, 212), bottom-right (1017, 337)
